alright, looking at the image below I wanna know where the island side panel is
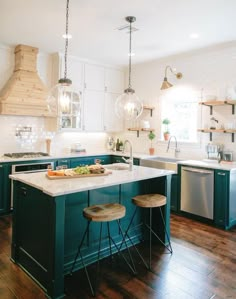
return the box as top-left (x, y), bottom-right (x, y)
top-left (11, 181), bottom-right (66, 299)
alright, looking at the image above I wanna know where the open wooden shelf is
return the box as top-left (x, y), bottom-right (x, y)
top-left (128, 128), bottom-right (155, 137)
top-left (198, 129), bottom-right (236, 142)
top-left (199, 100), bottom-right (236, 115)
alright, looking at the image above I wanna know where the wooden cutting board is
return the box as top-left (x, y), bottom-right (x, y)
top-left (46, 171), bottom-right (112, 180)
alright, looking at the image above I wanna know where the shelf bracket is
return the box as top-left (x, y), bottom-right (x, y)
top-left (210, 106), bottom-right (213, 115)
top-left (232, 133), bottom-right (234, 142)
top-left (224, 101), bottom-right (235, 114)
top-left (202, 103), bottom-right (213, 115)
top-left (210, 132), bottom-right (212, 141)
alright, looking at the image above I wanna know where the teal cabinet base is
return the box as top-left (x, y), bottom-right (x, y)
top-left (11, 176), bottom-right (171, 299)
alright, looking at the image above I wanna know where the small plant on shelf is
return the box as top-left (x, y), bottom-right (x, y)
top-left (148, 131), bottom-right (156, 155)
top-left (162, 118), bottom-right (170, 141)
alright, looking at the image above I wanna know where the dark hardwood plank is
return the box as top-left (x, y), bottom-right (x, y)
top-left (0, 213), bottom-right (236, 299)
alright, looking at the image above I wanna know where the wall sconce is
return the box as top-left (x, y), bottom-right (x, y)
top-left (160, 66), bottom-right (183, 90)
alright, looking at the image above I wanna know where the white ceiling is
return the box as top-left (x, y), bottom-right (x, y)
top-left (1, 0), bottom-right (236, 67)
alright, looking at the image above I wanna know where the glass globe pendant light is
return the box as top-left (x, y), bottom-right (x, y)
top-left (48, 0), bottom-right (80, 117)
top-left (115, 16), bottom-right (143, 121)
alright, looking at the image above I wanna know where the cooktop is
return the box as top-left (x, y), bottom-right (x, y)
top-left (4, 152), bottom-right (49, 159)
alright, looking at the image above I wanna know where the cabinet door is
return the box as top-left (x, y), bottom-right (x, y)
top-left (84, 63), bottom-right (105, 91)
top-left (83, 90), bottom-right (104, 131)
top-left (56, 159), bottom-right (71, 169)
top-left (214, 170), bottom-right (229, 228)
top-left (70, 157), bottom-right (94, 168)
top-left (105, 68), bottom-right (124, 93)
top-left (93, 155), bottom-right (111, 165)
top-left (103, 92), bottom-right (124, 132)
top-left (170, 174), bottom-right (178, 212)
top-left (0, 164), bottom-right (11, 215)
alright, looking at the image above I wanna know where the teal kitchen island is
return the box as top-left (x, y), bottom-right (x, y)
top-left (10, 165), bottom-right (173, 299)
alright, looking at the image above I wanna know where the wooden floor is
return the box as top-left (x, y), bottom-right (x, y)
top-left (0, 214), bottom-right (236, 299)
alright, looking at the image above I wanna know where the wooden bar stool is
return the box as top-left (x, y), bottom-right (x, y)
top-left (123, 194), bottom-right (173, 271)
top-left (70, 203), bottom-right (135, 297)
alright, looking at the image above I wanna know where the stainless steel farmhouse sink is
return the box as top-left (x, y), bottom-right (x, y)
top-left (140, 156), bottom-right (181, 172)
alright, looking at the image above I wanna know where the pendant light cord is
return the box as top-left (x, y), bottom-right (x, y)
top-left (128, 19), bottom-right (132, 89)
top-left (64, 0), bottom-right (70, 80)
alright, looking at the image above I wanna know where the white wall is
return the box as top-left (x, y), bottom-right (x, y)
top-left (118, 42), bottom-right (236, 160)
top-left (1, 42), bottom-right (236, 159)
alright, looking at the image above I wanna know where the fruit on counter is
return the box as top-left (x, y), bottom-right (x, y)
top-left (47, 169), bottom-right (65, 176)
top-left (73, 166), bottom-right (90, 175)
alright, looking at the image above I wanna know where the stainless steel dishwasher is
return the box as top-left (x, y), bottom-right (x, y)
top-left (180, 166), bottom-right (214, 219)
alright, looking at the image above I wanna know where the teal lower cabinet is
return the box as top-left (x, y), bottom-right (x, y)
top-left (170, 174), bottom-right (178, 212)
top-left (0, 163), bottom-right (11, 215)
top-left (214, 169), bottom-right (236, 229)
top-left (70, 155), bottom-right (111, 168)
top-left (111, 155), bottom-right (140, 165)
top-left (11, 175), bottom-right (171, 299)
top-left (55, 158), bottom-right (71, 169)
top-left (70, 157), bottom-right (94, 168)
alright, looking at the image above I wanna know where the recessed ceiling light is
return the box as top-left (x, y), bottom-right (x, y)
top-left (62, 33), bottom-right (72, 39)
top-left (189, 33), bottom-right (199, 39)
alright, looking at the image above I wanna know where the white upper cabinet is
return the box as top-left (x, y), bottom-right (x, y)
top-left (83, 90), bottom-right (104, 131)
top-left (84, 63), bottom-right (105, 91)
top-left (105, 68), bottom-right (124, 93)
top-left (47, 54), bottom-right (124, 132)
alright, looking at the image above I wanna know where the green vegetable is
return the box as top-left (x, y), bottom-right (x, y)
top-left (73, 166), bottom-right (90, 175)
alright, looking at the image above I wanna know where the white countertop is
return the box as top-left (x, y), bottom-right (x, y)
top-left (10, 165), bottom-right (173, 197)
top-left (179, 159), bottom-right (236, 172)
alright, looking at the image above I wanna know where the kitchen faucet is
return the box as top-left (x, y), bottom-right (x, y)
top-left (166, 135), bottom-right (180, 156)
top-left (122, 140), bottom-right (133, 171)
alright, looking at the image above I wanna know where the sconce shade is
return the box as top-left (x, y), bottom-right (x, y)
top-left (160, 77), bottom-right (173, 90)
top-left (160, 65), bottom-right (183, 90)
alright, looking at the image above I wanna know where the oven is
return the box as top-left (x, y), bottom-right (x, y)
top-left (11, 161), bottom-right (54, 208)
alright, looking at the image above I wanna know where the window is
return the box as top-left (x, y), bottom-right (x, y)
top-left (161, 86), bottom-right (198, 142)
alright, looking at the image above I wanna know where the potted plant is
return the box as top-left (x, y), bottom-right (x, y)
top-left (148, 131), bottom-right (156, 155)
top-left (162, 118), bottom-right (170, 141)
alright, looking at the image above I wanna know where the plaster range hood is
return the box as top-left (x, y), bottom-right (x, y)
top-left (0, 44), bottom-right (54, 117)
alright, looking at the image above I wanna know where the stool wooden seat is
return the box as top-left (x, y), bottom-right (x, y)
top-left (122, 193), bottom-right (172, 271)
top-left (132, 194), bottom-right (167, 208)
top-left (71, 202), bottom-right (135, 297)
top-left (83, 203), bottom-right (125, 222)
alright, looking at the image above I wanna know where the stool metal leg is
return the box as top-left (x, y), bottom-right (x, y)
top-left (70, 220), bottom-right (95, 297)
top-left (94, 222), bottom-right (103, 296)
top-left (107, 222), bottom-right (113, 263)
top-left (159, 207), bottom-right (173, 254)
top-left (119, 207), bottom-right (149, 269)
top-left (149, 208), bottom-right (152, 270)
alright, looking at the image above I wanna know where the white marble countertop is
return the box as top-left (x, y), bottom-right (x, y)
top-left (10, 165), bottom-right (174, 197)
top-left (178, 159), bottom-right (236, 172)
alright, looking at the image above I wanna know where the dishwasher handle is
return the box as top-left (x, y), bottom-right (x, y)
top-left (182, 167), bottom-right (213, 175)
